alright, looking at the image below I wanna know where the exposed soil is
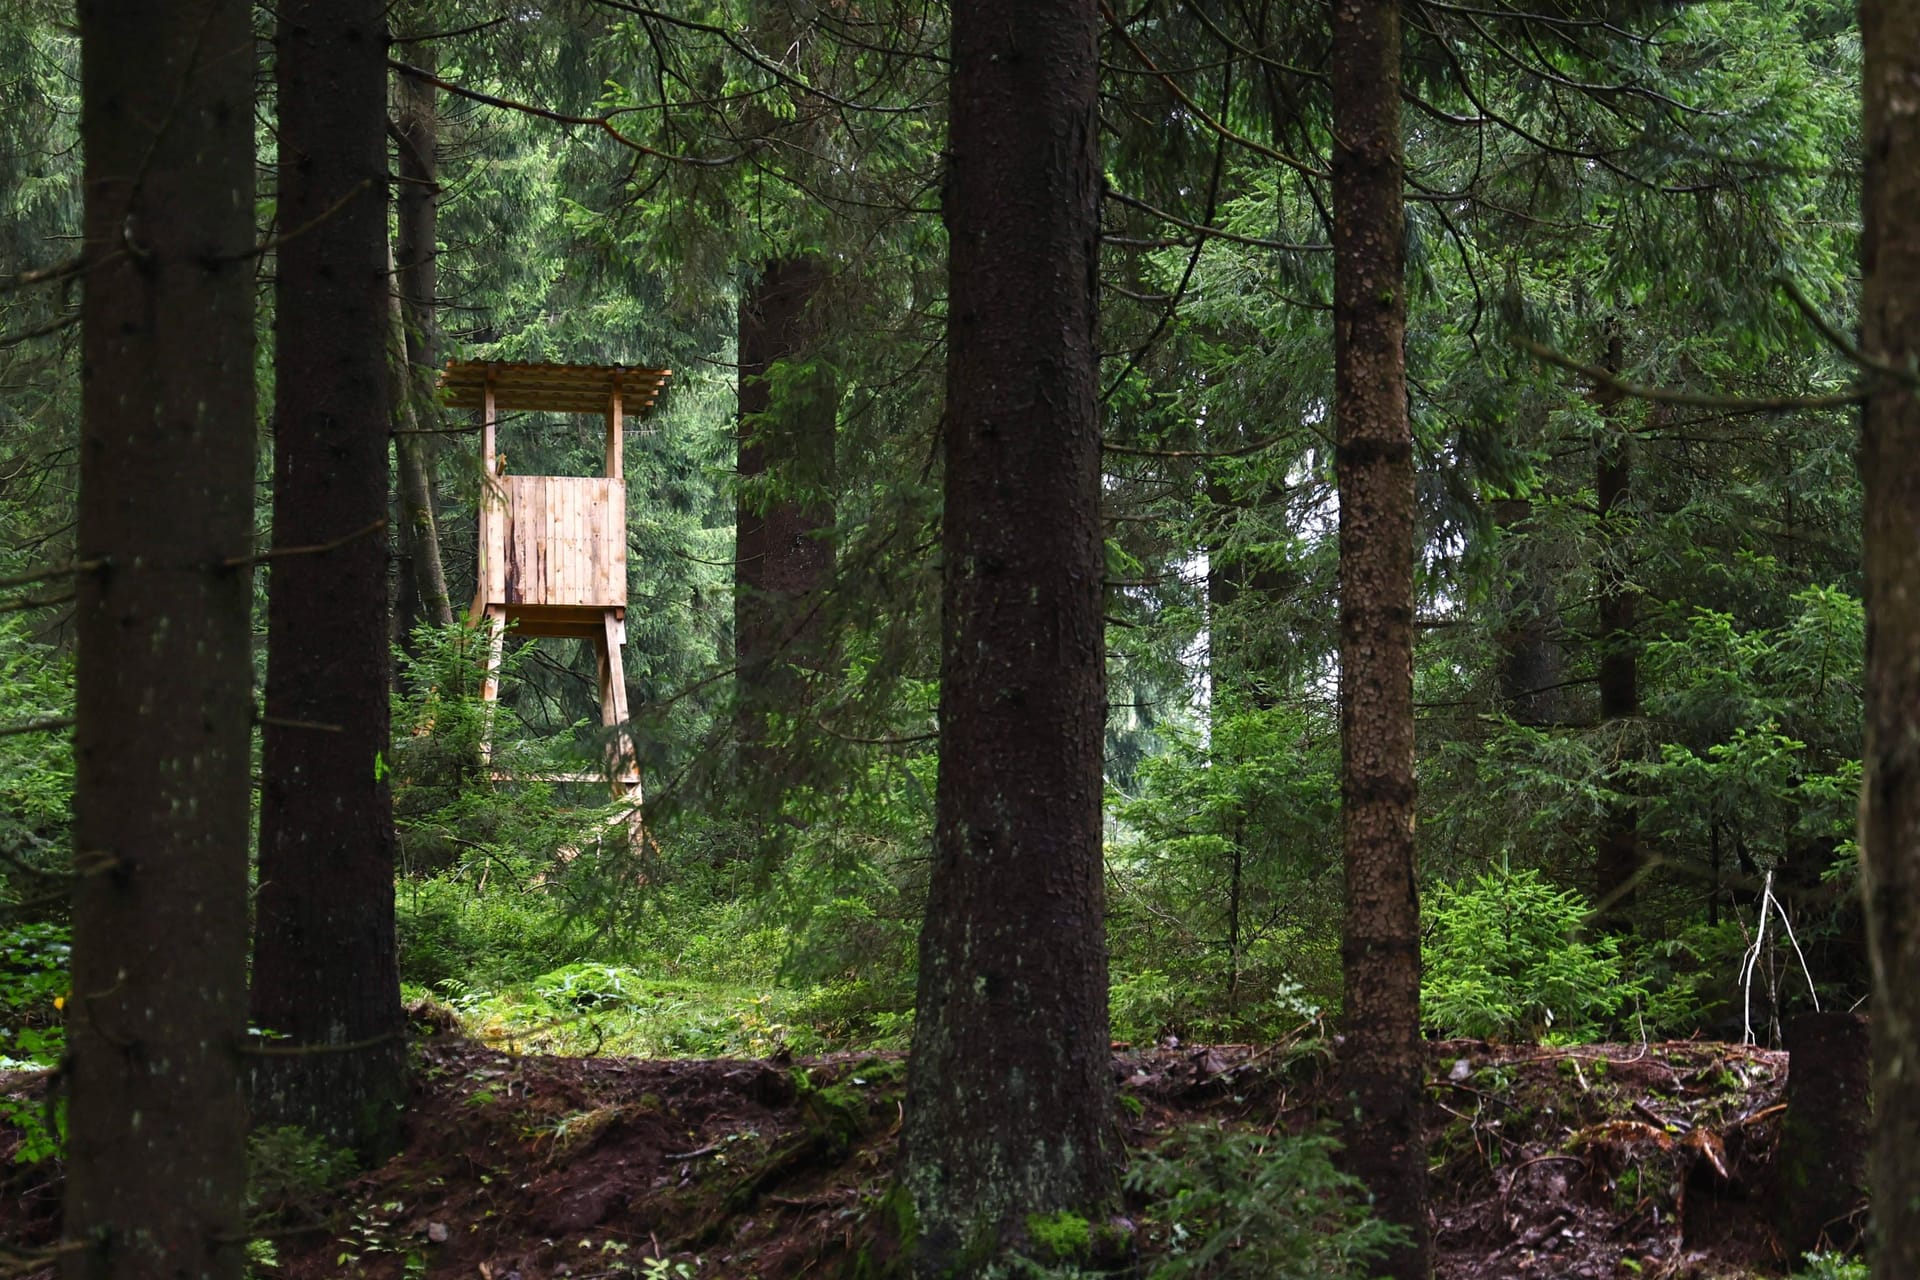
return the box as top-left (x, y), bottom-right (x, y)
top-left (0, 1011), bottom-right (1839, 1279)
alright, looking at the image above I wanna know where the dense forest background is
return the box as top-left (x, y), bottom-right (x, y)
top-left (0, 0), bottom-right (1913, 1277)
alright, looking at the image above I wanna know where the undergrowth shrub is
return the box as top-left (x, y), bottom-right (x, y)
top-left (1125, 1123), bottom-right (1405, 1278)
top-left (1106, 699), bottom-right (1345, 1042)
top-left (395, 873), bottom-right (600, 993)
top-left (392, 623), bottom-right (928, 1055)
top-left (0, 921), bottom-right (67, 1162)
top-left (1423, 864), bottom-right (1642, 1042)
top-left (392, 623), bottom-right (644, 994)
top-left (0, 613), bottom-right (72, 876)
top-left (247, 1124), bottom-right (358, 1222)
top-left (1627, 918), bottom-right (1748, 1037)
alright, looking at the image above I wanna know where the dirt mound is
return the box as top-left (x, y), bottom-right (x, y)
top-left (1427, 1040), bottom-right (1794, 1279)
top-left (0, 1031), bottom-right (1828, 1278)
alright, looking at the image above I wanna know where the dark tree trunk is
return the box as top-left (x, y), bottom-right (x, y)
top-left (1329, 1), bottom-right (1430, 1276)
top-left (247, 0), bottom-right (407, 1159)
top-left (899, 0), bottom-right (1113, 1270)
top-left (1492, 494), bottom-right (1562, 726)
top-left (393, 29), bottom-right (452, 633)
top-left (1860, 3), bottom-right (1920, 1274)
top-left (1594, 337), bottom-right (1640, 930)
top-left (735, 256), bottom-right (836, 774)
top-left (64, 2), bottom-right (257, 1275)
top-left (1777, 1012), bottom-right (1870, 1257)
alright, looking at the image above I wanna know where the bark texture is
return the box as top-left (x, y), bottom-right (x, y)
top-left (1329, 1), bottom-right (1430, 1275)
top-left (65, 2), bottom-right (257, 1275)
top-left (899, 0), bottom-right (1114, 1270)
top-left (248, 0), bottom-right (407, 1157)
top-left (1860, 3), bottom-right (1920, 1274)
top-left (735, 256), bottom-right (836, 771)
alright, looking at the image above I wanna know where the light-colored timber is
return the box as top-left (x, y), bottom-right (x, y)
top-left (442, 359), bottom-right (672, 814)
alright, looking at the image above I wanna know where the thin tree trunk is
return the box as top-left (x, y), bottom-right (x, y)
top-left (389, 242), bottom-right (452, 631)
top-left (247, 0), bottom-right (407, 1159)
top-left (900, 0), bottom-right (1113, 1270)
top-left (394, 23), bottom-right (452, 631)
top-left (1330, 1), bottom-right (1430, 1275)
top-left (64, 2), bottom-right (257, 1274)
top-left (1860, 2), bottom-right (1920, 1274)
top-left (735, 256), bottom-right (836, 774)
top-left (1595, 334), bottom-right (1640, 929)
top-left (395, 411), bottom-right (452, 628)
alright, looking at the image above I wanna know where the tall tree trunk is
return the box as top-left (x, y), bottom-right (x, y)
top-left (1330, 1), bottom-right (1430, 1275)
top-left (65, 2), bottom-right (257, 1275)
top-left (735, 256), bottom-right (836, 776)
top-left (1594, 335), bottom-right (1640, 930)
top-left (247, 0), bottom-right (407, 1159)
top-left (393, 24), bottom-right (452, 632)
top-left (900, 0), bottom-right (1113, 1270)
top-left (1860, 2), bottom-right (1920, 1274)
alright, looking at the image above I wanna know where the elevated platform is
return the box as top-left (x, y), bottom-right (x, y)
top-left (441, 358), bottom-right (672, 805)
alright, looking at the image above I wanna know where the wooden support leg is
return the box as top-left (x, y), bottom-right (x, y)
top-left (598, 609), bottom-right (639, 805)
top-left (479, 605), bottom-right (506, 765)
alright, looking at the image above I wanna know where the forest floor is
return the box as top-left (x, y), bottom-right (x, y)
top-left (0, 1007), bottom-right (1826, 1279)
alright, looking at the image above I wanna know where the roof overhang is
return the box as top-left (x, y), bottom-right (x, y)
top-left (439, 360), bottom-right (672, 416)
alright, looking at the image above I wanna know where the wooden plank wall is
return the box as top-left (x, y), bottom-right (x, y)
top-left (484, 475), bottom-right (627, 609)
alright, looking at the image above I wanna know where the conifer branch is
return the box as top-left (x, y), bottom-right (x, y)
top-left (1513, 338), bottom-right (1867, 413)
top-left (1778, 276), bottom-right (1912, 382)
top-left (1099, 1), bottom-right (1330, 179)
top-left (389, 60), bottom-right (741, 166)
top-left (0, 310), bottom-right (79, 349)
top-left (0, 558), bottom-right (104, 590)
top-left (0, 590), bottom-right (73, 614)
top-left (0, 716), bottom-right (74, 738)
top-left (223, 518), bottom-right (386, 568)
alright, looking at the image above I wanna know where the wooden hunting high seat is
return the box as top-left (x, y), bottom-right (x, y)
top-left (439, 359), bottom-right (672, 800)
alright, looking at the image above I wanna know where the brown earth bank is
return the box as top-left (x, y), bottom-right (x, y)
top-left (0, 1012), bottom-right (1843, 1279)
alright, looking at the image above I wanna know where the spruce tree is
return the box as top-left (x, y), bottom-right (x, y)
top-left (65, 1), bottom-right (257, 1273)
top-left (1330, 0), bottom-right (1429, 1273)
top-left (899, 0), bottom-right (1115, 1269)
top-left (1859, 0), bottom-right (1920, 1272)
top-left (248, 0), bottom-right (407, 1157)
